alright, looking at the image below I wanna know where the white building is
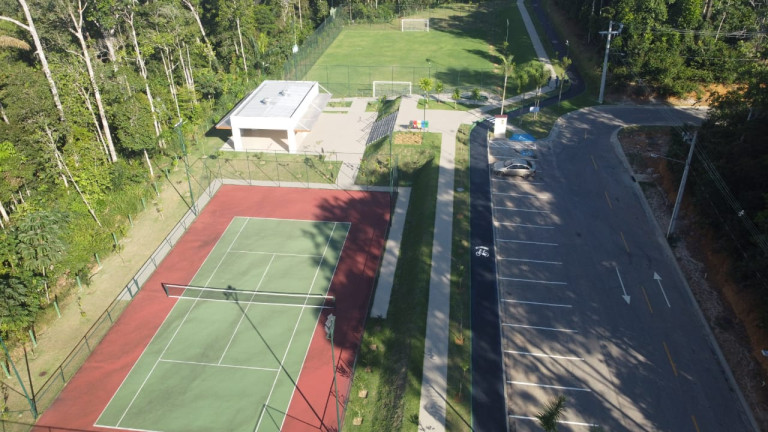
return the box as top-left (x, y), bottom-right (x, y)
top-left (216, 80), bottom-right (330, 153)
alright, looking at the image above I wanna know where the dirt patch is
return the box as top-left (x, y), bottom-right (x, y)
top-left (620, 128), bottom-right (768, 430)
top-left (394, 132), bottom-right (423, 145)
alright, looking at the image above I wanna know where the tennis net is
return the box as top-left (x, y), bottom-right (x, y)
top-left (161, 283), bottom-right (335, 308)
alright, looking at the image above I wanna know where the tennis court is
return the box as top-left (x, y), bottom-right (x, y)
top-left (36, 186), bottom-right (391, 432)
top-left (95, 217), bottom-right (349, 432)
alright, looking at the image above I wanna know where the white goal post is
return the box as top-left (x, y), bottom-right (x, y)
top-left (373, 81), bottom-right (412, 98)
top-left (401, 18), bottom-right (429, 32)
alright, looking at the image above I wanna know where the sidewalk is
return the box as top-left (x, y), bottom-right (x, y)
top-left (409, 1), bottom-right (555, 430)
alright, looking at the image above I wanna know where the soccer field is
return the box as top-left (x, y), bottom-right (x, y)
top-left (303, 3), bottom-right (539, 97)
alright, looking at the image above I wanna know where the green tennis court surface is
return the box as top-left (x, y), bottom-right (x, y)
top-left (96, 217), bottom-right (350, 432)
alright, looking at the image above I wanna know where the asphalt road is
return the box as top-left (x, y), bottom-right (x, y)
top-left (471, 105), bottom-right (758, 432)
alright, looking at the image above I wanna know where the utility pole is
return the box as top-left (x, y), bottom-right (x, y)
top-left (667, 131), bottom-right (697, 238)
top-left (598, 20), bottom-right (623, 104)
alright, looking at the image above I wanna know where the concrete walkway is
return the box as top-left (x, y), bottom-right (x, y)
top-left (410, 1), bottom-right (555, 430)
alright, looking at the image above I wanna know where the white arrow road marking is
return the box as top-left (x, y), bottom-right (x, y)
top-left (615, 266), bottom-right (631, 304)
top-left (654, 272), bottom-right (671, 307)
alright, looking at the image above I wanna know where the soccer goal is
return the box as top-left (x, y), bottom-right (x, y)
top-left (401, 18), bottom-right (429, 32)
top-left (373, 81), bottom-right (412, 98)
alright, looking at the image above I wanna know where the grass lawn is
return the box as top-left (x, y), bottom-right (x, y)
top-left (445, 124), bottom-right (473, 430)
top-left (305, 2), bottom-right (540, 97)
top-left (345, 132), bottom-right (440, 430)
top-left (417, 97), bottom-right (483, 111)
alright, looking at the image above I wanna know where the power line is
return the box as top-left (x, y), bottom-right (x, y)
top-left (651, 27), bottom-right (767, 38)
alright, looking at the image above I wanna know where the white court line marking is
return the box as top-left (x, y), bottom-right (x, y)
top-left (493, 192), bottom-right (538, 198)
top-left (509, 381), bottom-right (591, 392)
top-left (114, 219), bottom-right (251, 428)
top-left (495, 207), bottom-right (550, 213)
top-left (278, 223), bottom-right (350, 429)
top-left (498, 257), bottom-right (562, 265)
top-left (499, 277), bottom-right (567, 285)
top-left (230, 250), bottom-right (322, 258)
top-left (96, 218), bottom-right (249, 428)
top-left (160, 358), bottom-right (280, 372)
top-left (503, 299), bottom-right (572, 308)
top-left (498, 239), bottom-right (559, 246)
top-left (509, 415), bottom-right (600, 428)
top-left (504, 350), bottom-right (584, 361)
top-left (218, 254), bottom-right (276, 365)
top-left (255, 223), bottom-right (339, 432)
top-left (503, 323), bottom-right (577, 333)
top-left (497, 222), bottom-right (554, 229)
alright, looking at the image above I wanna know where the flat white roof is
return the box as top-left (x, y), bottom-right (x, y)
top-left (232, 80), bottom-right (316, 119)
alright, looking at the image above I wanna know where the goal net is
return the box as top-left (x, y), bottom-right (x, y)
top-left (373, 81), bottom-right (412, 98)
top-left (401, 18), bottom-right (429, 32)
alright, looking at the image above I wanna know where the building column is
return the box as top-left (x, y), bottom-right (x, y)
top-left (287, 129), bottom-right (297, 153)
top-left (231, 127), bottom-right (243, 151)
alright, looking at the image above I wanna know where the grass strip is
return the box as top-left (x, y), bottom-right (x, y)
top-left (445, 123), bottom-right (473, 431)
top-left (344, 133), bottom-right (440, 430)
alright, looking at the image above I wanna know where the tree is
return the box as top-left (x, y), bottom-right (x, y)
top-left (452, 88), bottom-right (461, 109)
top-left (0, 274), bottom-right (41, 339)
top-left (535, 395), bottom-right (566, 431)
top-left (498, 53), bottom-right (515, 114)
top-left (15, 211), bottom-right (66, 303)
top-left (418, 77), bottom-right (434, 107)
top-left (0, 0), bottom-right (67, 121)
top-left (65, 0), bottom-right (118, 162)
top-left (434, 80), bottom-right (444, 103)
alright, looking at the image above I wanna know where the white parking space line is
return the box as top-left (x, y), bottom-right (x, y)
top-left (495, 207), bottom-right (550, 213)
top-left (497, 222), bottom-right (554, 229)
top-left (491, 178), bottom-right (545, 185)
top-left (499, 277), bottom-right (566, 285)
top-left (502, 323), bottom-right (577, 333)
top-left (498, 257), bottom-right (562, 264)
top-left (498, 239), bottom-right (559, 246)
top-left (504, 350), bottom-right (584, 361)
top-left (492, 192), bottom-right (539, 198)
top-left (503, 299), bottom-right (572, 308)
top-left (509, 381), bottom-right (591, 392)
top-left (509, 415), bottom-right (601, 428)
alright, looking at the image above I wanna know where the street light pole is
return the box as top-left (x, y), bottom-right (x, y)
top-left (598, 21), bottom-right (623, 104)
top-left (506, 19), bottom-right (509, 45)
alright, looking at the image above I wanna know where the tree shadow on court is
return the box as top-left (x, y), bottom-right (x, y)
top-left (226, 284), bottom-right (335, 431)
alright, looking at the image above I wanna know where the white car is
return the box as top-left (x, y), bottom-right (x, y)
top-left (492, 158), bottom-right (536, 178)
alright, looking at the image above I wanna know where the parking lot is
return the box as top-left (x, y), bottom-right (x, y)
top-left (489, 140), bottom-right (604, 431)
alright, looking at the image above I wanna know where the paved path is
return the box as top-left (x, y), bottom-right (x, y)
top-left (410, 1), bottom-right (555, 430)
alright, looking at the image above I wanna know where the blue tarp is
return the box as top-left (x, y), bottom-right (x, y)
top-left (510, 133), bottom-right (536, 142)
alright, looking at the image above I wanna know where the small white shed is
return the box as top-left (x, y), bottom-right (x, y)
top-left (216, 80), bottom-right (329, 153)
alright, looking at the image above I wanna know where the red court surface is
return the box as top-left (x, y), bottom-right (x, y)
top-left (35, 185), bottom-right (391, 432)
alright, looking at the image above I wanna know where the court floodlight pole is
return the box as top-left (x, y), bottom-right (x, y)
top-left (174, 120), bottom-right (196, 215)
top-left (326, 314), bottom-right (341, 430)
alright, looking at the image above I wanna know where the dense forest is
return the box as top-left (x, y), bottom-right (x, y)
top-left (0, 0), bottom-right (411, 341)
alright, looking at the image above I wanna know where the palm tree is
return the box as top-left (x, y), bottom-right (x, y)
top-left (434, 80), bottom-right (444, 104)
top-left (498, 53), bottom-right (515, 114)
top-left (535, 395), bottom-right (566, 431)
